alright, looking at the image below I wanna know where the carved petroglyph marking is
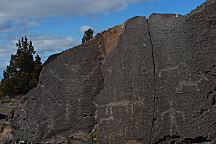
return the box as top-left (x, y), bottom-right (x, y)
top-left (99, 116), bottom-right (114, 124)
top-left (99, 100), bottom-right (144, 124)
top-left (65, 103), bottom-right (70, 120)
top-left (100, 100), bottom-right (144, 107)
top-left (47, 112), bottom-right (55, 130)
top-left (158, 66), bottom-right (178, 78)
top-left (143, 43), bottom-right (147, 47)
top-left (100, 100), bottom-right (144, 114)
top-left (161, 98), bottom-right (185, 135)
top-left (105, 106), bottom-right (113, 115)
top-left (176, 75), bottom-right (209, 92)
top-left (158, 62), bottom-right (189, 78)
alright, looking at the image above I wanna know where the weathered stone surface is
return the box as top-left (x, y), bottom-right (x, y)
top-left (12, 37), bottom-right (104, 143)
top-left (101, 24), bottom-right (123, 55)
top-left (11, 0), bottom-right (216, 143)
top-left (148, 0), bottom-right (216, 142)
top-left (94, 16), bottom-right (155, 144)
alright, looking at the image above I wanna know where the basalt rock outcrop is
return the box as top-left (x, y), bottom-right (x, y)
top-left (12, 0), bottom-right (216, 143)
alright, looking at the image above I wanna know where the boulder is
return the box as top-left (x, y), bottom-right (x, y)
top-left (12, 0), bottom-right (216, 143)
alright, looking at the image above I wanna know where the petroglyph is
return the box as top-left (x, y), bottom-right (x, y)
top-left (99, 100), bottom-right (144, 114)
top-left (65, 103), bottom-right (70, 120)
top-left (99, 100), bottom-right (145, 125)
top-left (176, 74), bottom-right (209, 92)
top-left (158, 66), bottom-right (179, 78)
top-left (158, 62), bottom-right (189, 78)
top-left (161, 98), bottom-right (185, 135)
top-left (99, 116), bottom-right (114, 124)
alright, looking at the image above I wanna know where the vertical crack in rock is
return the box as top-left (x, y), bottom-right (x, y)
top-left (147, 19), bottom-right (157, 144)
top-left (90, 35), bottom-right (105, 144)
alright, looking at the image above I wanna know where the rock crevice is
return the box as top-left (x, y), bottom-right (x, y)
top-left (147, 18), bottom-right (157, 144)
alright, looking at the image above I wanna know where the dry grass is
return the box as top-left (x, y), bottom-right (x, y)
top-left (0, 124), bottom-right (13, 143)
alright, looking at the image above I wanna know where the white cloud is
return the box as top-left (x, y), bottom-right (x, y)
top-left (0, 0), bottom-right (148, 18)
top-left (80, 25), bottom-right (94, 33)
top-left (0, 0), bottom-right (149, 31)
top-left (0, 20), bottom-right (13, 32)
top-left (30, 35), bottom-right (78, 54)
top-left (0, 35), bottom-right (78, 76)
top-left (0, 18), bottom-right (41, 32)
top-left (0, 35), bottom-right (78, 55)
top-left (20, 19), bottom-right (41, 29)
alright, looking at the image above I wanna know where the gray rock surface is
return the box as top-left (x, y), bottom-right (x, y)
top-left (94, 16), bottom-right (155, 144)
top-left (147, 1), bottom-right (216, 142)
top-left (12, 37), bottom-right (104, 143)
top-left (12, 0), bottom-right (216, 143)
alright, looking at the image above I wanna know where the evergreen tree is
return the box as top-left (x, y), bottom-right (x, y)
top-left (0, 36), bottom-right (42, 97)
top-left (30, 54), bottom-right (43, 88)
top-left (82, 29), bottom-right (94, 43)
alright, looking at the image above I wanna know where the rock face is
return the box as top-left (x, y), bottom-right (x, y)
top-left (94, 16), bottom-right (155, 144)
top-left (12, 36), bottom-right (104, 143)
top-left (12, 0), bottom-right (216, 143)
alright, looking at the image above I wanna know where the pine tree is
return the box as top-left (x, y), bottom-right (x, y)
top-left (82, 29), bottom-right (94, 43)
top-left (0, 36), bottom-right (42, 97)
top-left (30, 54), bottom-right (43, 88)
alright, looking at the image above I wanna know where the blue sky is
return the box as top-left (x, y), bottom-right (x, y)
top-left (0, 0), bottom-right (206, 79)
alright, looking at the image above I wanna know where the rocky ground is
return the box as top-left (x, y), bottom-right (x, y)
top-left (0, 96), bottom-right (24, 143)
